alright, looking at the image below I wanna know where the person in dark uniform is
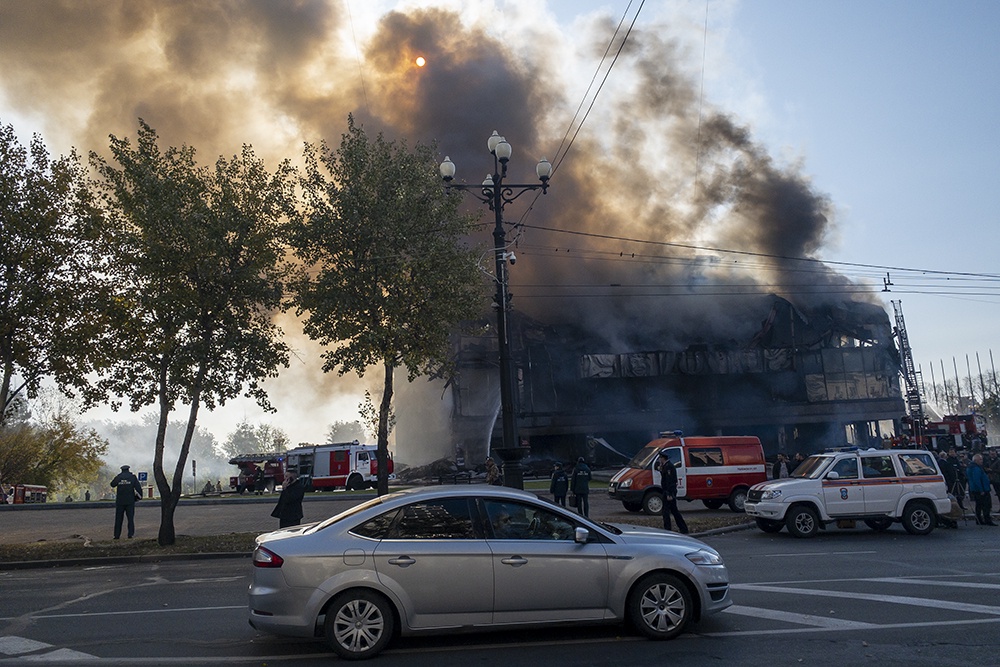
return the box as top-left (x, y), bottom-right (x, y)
top-left (549, 462), bottom-right (569, 507)
top-left (110, 465), bottom-right (143, 539)
top-left (271, 472), bottom-right (309, 528)
top-left (657, 451), bottom-right (688, 534)
top-left (571, 457), bottom-right (592, 517)
top-left (253, 466), bottom-right (266, 495)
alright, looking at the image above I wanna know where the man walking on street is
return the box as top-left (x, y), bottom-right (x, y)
top-left (110, 465), bottom-right (143, 539)
top-left (658, 451), bottom-right (688, 534)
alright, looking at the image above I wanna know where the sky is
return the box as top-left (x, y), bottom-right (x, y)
top-left (2, 1), bottom-right (998, 458)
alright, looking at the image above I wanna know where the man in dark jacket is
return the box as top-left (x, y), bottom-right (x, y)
top-left (967, 454), bottom-right (996, 526)
top-left (570, 457), bottom-right (592, 517)
top-left (549, 462), bottom-right (569, 507)
top-left (271, 472), bottom-right (309, 528)
top-left (658, 451), bottom-right (689, 534)
top-left (110, 465), bottom-right (143, 539)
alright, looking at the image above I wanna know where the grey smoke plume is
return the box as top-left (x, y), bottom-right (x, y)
top-left (0, 2), bottom-right (870, 463)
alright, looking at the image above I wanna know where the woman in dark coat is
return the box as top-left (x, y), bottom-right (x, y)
top-left (271, 472), bottom-right (308, 528)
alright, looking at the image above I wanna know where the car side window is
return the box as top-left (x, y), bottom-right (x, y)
top-left (830, 458), bottom-right (858, 479)
top-left (386, 498), bottom-right (479, 539)
top-left (483, 500), bottom-right (576, 541)
top-left (899, 453), bottom-right (937, 476)
top-left (861, 456), bottom-right (895, 478)
top-left (351, 509), bottom-right (399, 539)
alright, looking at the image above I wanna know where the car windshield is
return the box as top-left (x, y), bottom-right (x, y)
top-left (791, 455), bottom-right (834, 479)
top-left (628, 446), bottom-right (661, 468)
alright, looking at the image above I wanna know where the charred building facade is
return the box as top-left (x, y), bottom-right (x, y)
top-left (451, 295), bottom-right (904, 464)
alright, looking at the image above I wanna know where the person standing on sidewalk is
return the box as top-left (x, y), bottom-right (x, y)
top-left (571, 457), bottom-right (592, 517)
top-left (110, 465), bottom-right (143, 539)
top-left (549, 462), bottom-right (569, 506)
top-left (271, 472), bottom-right (309, 528)
top-left (967, 453), bottom-right (996, 526)
top-left (658, 451), bottom-right (689, 534)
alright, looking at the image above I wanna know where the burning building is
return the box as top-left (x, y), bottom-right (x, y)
top-left (450, 294), bottom-right (904, 464)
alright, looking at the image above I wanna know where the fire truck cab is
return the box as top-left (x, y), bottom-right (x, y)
top-left (286, 441), bottom-right (394, 491)
top-left (608, 433), bottom-right (766, 514)
top-left (229, 453), bottom-right (287, 494)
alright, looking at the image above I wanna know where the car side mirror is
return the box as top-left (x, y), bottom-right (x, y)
top-left (574, 527), bottom-right (589, 544)
top-left (826, 471), bottom-right (840, 480)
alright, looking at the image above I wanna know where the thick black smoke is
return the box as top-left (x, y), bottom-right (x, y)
top-left (0, 2), bottom-right (872, 461)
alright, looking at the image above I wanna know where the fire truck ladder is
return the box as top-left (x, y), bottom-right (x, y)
top-left (892, 301), bottom-right (925, 439)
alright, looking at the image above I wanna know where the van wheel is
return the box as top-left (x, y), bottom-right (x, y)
top-left (727, 488), bottom-right (749, 513)
top-left (703, 499), bottom-right (724, 510)
top-left (627, 573), bottom-right (693, 640)
top-left (642, 492), bottom-right (664, 515)
top-left (864, 517), bottom-right (893, 532)
top-left (786, 505), bottom-right (819, 538)
top-left (902, 502), bottom-right (935, 535)
top-left (756, 518), bottom-right (784, 533)
top-left (623, 501), bottom-right (642, 512)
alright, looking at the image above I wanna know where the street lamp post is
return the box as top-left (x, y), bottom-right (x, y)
top-left (440, 131), bottom-right (552, 488)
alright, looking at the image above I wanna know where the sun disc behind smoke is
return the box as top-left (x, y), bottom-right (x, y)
top-left (415, 56), bottom-right (426, 67)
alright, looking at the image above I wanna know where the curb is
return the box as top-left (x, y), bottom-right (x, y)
top-left (0, 550), bottom-right (252, 571)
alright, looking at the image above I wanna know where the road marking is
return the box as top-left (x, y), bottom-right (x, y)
top-left (7, 605), bottom-right (245, 621)
top-left (733, 583), bottom-right (1000, 615)
top-left (0, 636), bottom-right (97, 659)
top-left (865, 577), bottom-right (1000, 590)
top-left (702, 616), bottom-right (1000, 637)
top-left (723, 604), bottom-right (877, 629)
top-left (760, 551), bottom-right (877, 557)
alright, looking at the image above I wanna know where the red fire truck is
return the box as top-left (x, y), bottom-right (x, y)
top-left (923, 413), bottom-right (988, 451)
top-left (228, 452), bottom-right (287, 494)
top-left (286, 441), bottom-right (394, 491)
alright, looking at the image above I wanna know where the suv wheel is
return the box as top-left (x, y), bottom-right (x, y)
top-left (642, 491), bottom-right (664, 515)
top-left (864, 517), bottom-right (893, 532)
top-left (786, 505), bottom-right (819, 538)
top-left (901, 501), bottom-right (935, 535)
top-left (756, 518), bottom-right (784, 533)
top-left (627, 573), bottom-right (693, 640)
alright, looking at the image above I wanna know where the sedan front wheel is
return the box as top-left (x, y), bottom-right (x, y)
top-left (325, 589), bottom-right (395, 660)
top-left (628, 573), bottom-right (693, 640)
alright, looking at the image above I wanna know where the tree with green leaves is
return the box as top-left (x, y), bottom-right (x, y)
top-left (91, 120), bottom-right (296, 545)
top-left (291, 116), bottom-right (486, 495)
top-left (221, 419), bottom-right (290, 459)
top-left (0, 412), bottom-right (108, 492)
top-left (0, 122), bottom-right (112, 427)
top-left (326, 419), bottom-right (368, 444)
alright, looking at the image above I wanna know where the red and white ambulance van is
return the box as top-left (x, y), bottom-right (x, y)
top-left (608, 432), bottom-right (766, 514)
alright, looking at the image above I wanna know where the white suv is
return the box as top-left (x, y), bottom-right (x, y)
top-left (745, 448), bottom-right (950, 538)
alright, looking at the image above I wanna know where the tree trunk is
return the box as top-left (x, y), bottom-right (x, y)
top-left (376, 361), bottom-right (394, 496)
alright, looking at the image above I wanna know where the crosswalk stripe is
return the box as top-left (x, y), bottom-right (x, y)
top-left (723, 604), bottom-right (877, 628)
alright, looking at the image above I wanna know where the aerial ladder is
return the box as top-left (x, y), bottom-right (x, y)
top-left (892, 301), bottom-right (925, 443)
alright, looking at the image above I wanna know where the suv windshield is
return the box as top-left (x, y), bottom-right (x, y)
top-left (791, 455), bottom-right (833, 479)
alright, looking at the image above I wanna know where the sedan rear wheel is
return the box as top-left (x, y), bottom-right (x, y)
top-left (628, 573), bottom-right (693, 640)
top-left (325, 589), bottom-right (395, 660)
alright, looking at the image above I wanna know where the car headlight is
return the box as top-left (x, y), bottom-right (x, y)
top-left (618, 479), bottom-right (632, 489)
top-left (760, 489), bottom-right (782, 500)
top-left (686, 549), bottom-right (724, 566)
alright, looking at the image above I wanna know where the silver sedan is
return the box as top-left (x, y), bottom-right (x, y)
top-left (248, 485), bottom-right (731, 659)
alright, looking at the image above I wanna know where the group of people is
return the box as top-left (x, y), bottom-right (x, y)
top-left (771, 452), bottom-right (806, 479)
top-left (109, 464), bottom-right (311, 539)
top-left (937, 448), bottom-right (1000, 526)
top-left (545, 457), bottom-right (593, 517)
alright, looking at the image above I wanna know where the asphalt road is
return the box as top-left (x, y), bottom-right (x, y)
top-left (2, 521), bottom-right (998, 665)
top-left (0, 486), bottom-right (736, 545)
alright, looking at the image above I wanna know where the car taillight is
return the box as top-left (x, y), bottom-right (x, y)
top-left (252, 546), bottom-right (284, 568)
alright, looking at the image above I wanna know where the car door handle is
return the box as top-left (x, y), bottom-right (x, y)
top-left (388, 556), bottom-right (416, 567)
top-left (501, 556), bottom-right (528, 567)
